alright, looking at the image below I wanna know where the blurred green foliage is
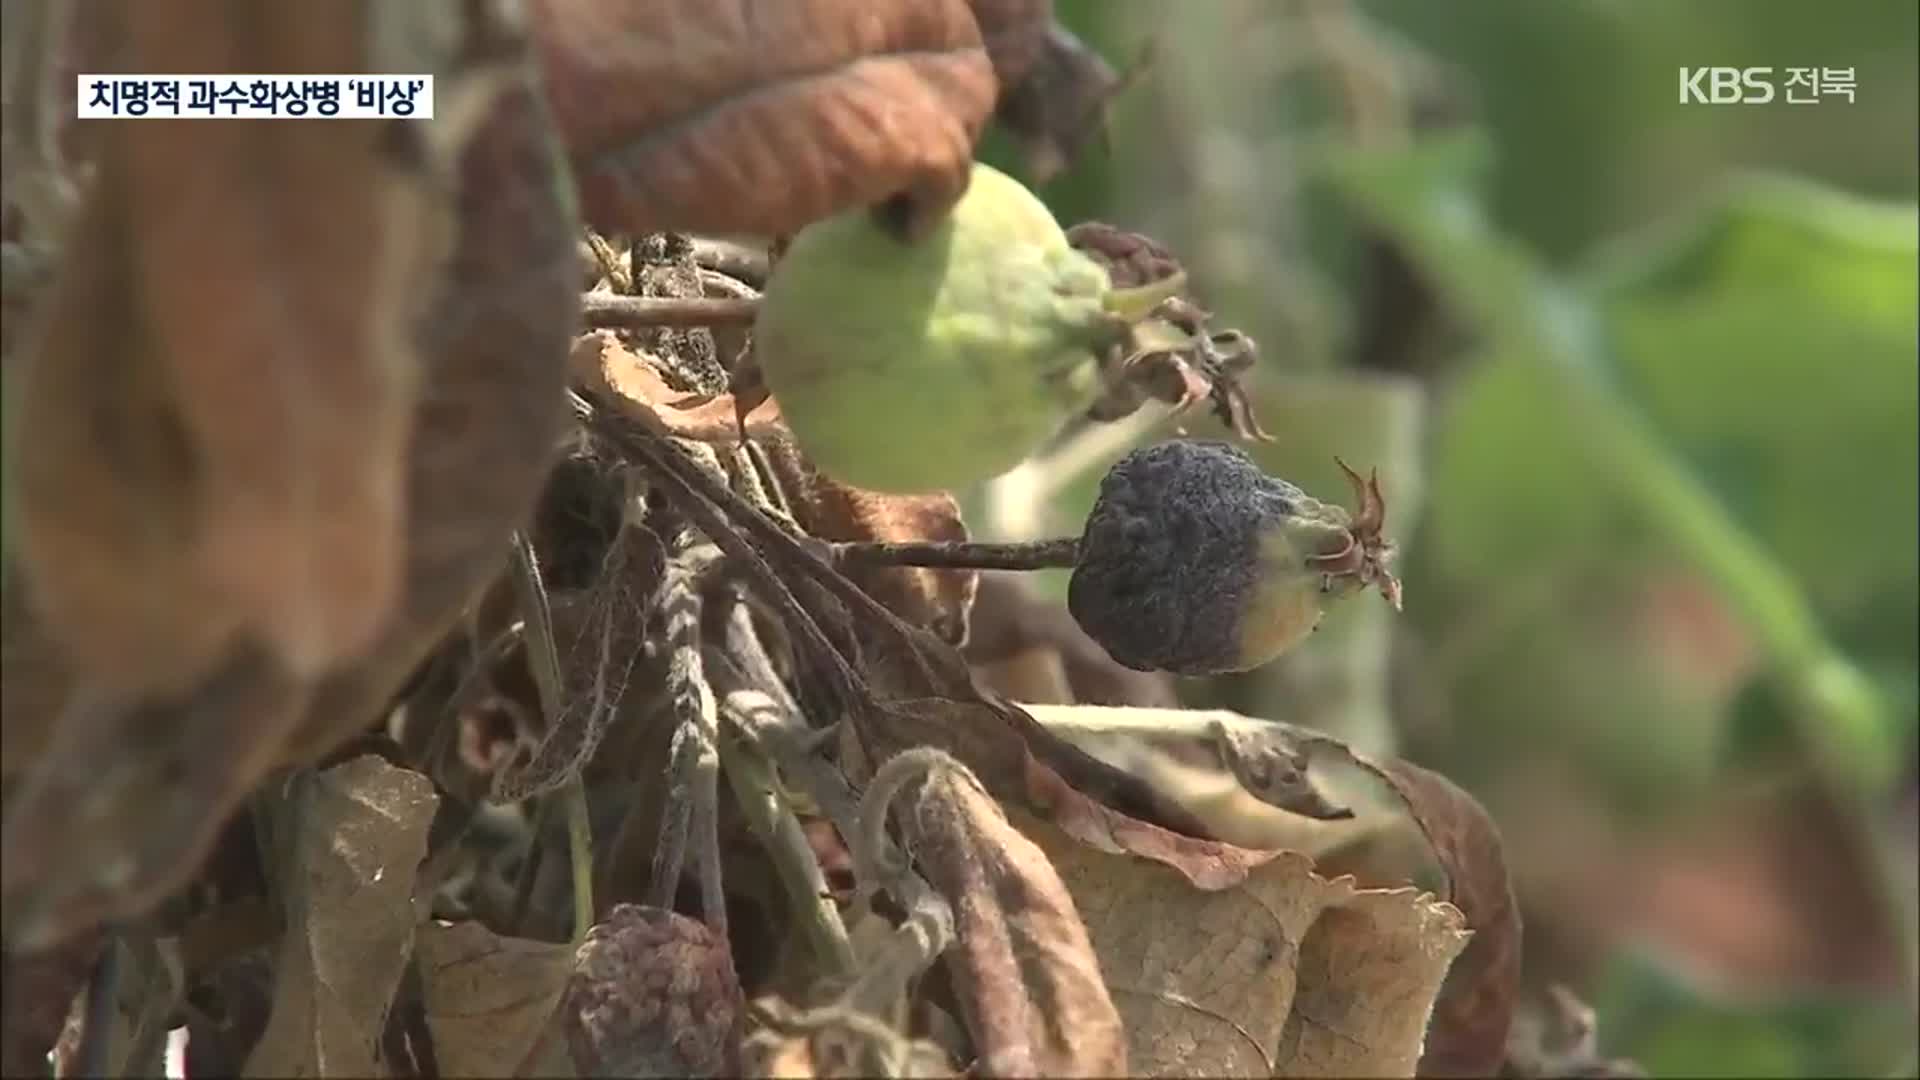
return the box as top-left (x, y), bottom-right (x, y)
top-left (1004, 1), bottom-right (1918, 1075)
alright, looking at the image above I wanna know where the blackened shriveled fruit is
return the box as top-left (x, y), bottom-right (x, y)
top-left (1067, 440), bottom-right (1400, 675)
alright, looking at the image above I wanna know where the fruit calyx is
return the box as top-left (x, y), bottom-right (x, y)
top-left (1308, 458), bottom-right (1403, 610)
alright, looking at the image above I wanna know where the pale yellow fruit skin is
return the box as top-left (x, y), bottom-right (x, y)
top-left (754, 163), bottom-right (1115, 494)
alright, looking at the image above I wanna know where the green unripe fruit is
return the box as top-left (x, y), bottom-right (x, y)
top-left (754, 162), bottom-right (1180, 494)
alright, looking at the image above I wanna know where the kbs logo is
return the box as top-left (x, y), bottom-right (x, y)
top-left (1680, 66), bottom-right (1856, 105)
top-left (1679, 67), bottom-right (1775, 104)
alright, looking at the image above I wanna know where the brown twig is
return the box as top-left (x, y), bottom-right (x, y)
top-left (581, 293), bottom-right (758, 330)
top-left (689, 237), bottom-right (770, 286)
top-left (829, 537), bottom-right (1081, 572)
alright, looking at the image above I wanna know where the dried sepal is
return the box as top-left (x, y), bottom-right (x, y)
top-left (1068, 223), bottom-right (1271, 442)
top-left (1308, 457), bottom-right (1403, 611)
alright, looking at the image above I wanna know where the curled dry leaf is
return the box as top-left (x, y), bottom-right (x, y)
top-left (1, 76), bottom-right (580, 949)
top-left (11, 0), bottom-right (458, 698)
top-left (1377, 761), bottom-right (1522, 1079)
top-left (759, 436), bottom-right (979, 647)
top-left (1020, 817), bottom-right (1469, 1078)
top-left (414, 920), bottom-right (574, 1079)
top-left (562, 903), bottom-right (743, 1077)
top-left (888, 750), bottom-right (1126, 1077)
top-left (291, 78), bottom-right (582, 761)
top-left (243, 756), bottom-right (439, 1078)
top-left (1025, 703), bottom-right (1521, 1078)
top-left (0, 646), bottom-right (311, 950)
top-left (534, 0), bottom-right (1000, 238)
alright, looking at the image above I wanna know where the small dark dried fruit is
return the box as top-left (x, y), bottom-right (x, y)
top-left (1067, 439), bottom-right (1400, 675)
top-left (564, 904), bottom-right (742, 1077)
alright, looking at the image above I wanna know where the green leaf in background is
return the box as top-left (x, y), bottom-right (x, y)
top-left (1311, 129), bottom-right (1906, 793)
top-left (1592, 947), bottom-right (1917, 1078)
top-left (1585, 178), bottom-right (1920, 679)
top-left (1313, 123), bottom-right (1917, 1077)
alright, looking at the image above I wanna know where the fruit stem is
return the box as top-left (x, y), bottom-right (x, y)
top-left (830, 537), bottom-right (1080, 572)
top-left (580, 292), bottom-right (759, 330)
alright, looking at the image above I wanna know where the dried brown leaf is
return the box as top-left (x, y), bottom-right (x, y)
top-left (1023, 819), bottom-right (1469, 1077)
top-left (1023, 704), bottom-right (1520, 1076)
top-left (897, 754), bottom-right (1125, 1077)
top-left (1, 74), bottom-right (579, 950)
top-left (1379, 761), bottom-right (1521, 1079)
top-left (415, 920), bottom-right (573, 1079)
top-left (534, 0), bottom-right (999, 238)
top-left (562, 903), bottom-right (743, 1077)
top-left (293, 75), bottom-right (583, 761)
top-left (1, 648), bottom-right (311, 950)
top-left (759, 436), bottom-right (979, 647)
top-left (571, 329), bottom-right (783, 442)
top-left (244, 755), bottom-right (438, 1078)
top-left (11, 1), bottom-right (458, 698)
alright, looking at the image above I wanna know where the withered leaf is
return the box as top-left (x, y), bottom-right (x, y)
top-left (2, 74), bottom-right (579, 951)
top-left (1021, 704), bottom-right (1416, 863)
top-left (244, 755), bottom-right (438, 1078)
top-left (12, 0), bottom-right (458, 698)
top-left (758, 435), bottom-right (979, 647)
top-left (563, 903), bottom-right (743, 1077)
top-left (534, 0), bottom-right (999, 238)
top-left (1379, 760), bottom-right (1521, 1079)
top-left (571, 329), bottom-right (782, 443)
top-left (415, 920), bottom-right (573, 1079)
top-left (1021, 819), bottom-right (1469, 1078)
top-left (1021, 702), bottom-right (1519, 1076)
top-left (292, 77), bottom-right (582, 766)
top-left (1, 646), bottom-right (310, 950)
top-left (897, 754), bottom-right (1125, 1077)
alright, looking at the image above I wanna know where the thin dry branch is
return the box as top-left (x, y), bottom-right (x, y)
top-left (581, 292), bottom-right (759, 330)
